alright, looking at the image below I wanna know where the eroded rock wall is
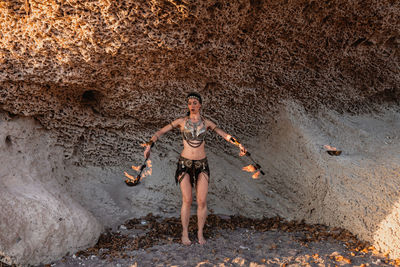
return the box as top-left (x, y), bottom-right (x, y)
top-left (28, 103), bottom-right (400, 260)
top-left (0, 0), bottom-right (398, 164)
top-left (261, 103), bottom-right (400, 258)
top-left (0, 113), bottom-right (102, 266)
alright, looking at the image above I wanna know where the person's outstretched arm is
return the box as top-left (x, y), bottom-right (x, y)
top-left (143, 117), bottom-right (184, 158)
top-left (205, 119), bottom-right (247, 156)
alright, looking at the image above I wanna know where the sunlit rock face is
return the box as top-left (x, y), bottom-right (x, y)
top-left (0, 0), bottom-right (399, 265)
top-left (0, 0), bottom-right (398, 164)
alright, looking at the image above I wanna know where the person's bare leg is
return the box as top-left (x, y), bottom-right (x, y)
top-left (196, 173), bottom-right (209, 245)
top-left (179, 174), bottom-right (192, 245)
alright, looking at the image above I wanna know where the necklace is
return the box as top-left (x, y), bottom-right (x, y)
top-left (183, 117), bottom-right (204, 148)
top-left (188, 119), bottom-right (201, 137)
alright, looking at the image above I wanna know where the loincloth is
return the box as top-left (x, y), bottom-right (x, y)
top-left (175, 156), bottom-right (210, 187)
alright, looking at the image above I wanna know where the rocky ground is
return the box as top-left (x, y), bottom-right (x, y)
top-left (37, 214), bottom-right (399, 267)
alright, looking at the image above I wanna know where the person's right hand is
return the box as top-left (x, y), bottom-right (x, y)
top-left (144, 145), bottom-right (151, 159)
top-left (239, 144), bottom-right (247, 157)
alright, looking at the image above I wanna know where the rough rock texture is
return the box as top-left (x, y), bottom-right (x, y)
top-left (0, 114), bottom-right (102, 266)
top-left (0, 0), bottom-right (399, 164)
top-left (26, 103), bottom-right (400, 261)
top-left (0, 0), bottom-right (399, 265)
top-left (261, 103), bottom-right (400, 258)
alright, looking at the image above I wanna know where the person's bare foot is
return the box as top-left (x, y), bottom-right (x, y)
top-left (198, 234), bottom-right (206, 245)
top-left (182, 235), bottom-right (191, 245)
top-left (324, 145), bottom-right (337, 151)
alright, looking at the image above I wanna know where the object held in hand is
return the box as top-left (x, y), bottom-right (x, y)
top-left (125, 177), bottom-right (140, 186)
top-left (125, 163), bottom-right (147, 186)
top-left (229, 137), bottom-right (265, 176)
top-left (141, 140), bottom-right (155, 147)
top-left (125, 141), bottom-right (154, 186)
top-left (245, 151), bottom-right (265, 175)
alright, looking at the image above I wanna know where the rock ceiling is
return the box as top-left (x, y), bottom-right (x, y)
top-left (0, 0), bottom-right (398, 164)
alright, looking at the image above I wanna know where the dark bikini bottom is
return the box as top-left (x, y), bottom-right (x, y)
top-left (175, 156), bottom-right (210, 187)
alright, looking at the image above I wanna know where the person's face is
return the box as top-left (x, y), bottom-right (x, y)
top-left (188, 98), bottom-right (201, 114)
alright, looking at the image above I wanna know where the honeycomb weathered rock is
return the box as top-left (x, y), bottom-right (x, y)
top-left (0, 0), bottom-right (398, 164)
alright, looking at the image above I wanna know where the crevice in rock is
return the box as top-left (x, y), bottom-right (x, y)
top-left (7, 112), bottom-right (17, 119)
top-left (5, 135), bottom-right (12, 147)
top-left (81, 90), bottom-right (102, 104)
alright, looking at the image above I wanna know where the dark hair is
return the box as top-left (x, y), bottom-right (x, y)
top-left (187, 92), bottom-right (202, 104)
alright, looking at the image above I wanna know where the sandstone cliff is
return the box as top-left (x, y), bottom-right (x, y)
top-left (0, 0), bottom-right (398, 164)
top-left (0, 0), bottom-right (399, 265)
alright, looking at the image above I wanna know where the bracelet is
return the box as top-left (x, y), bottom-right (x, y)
top-left (143, 140), bottom-right (155, 148)
top-left (229, 136), bottom-right (240, 147)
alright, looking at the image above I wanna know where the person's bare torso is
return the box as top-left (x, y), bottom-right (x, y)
top-left (178, 117), bottom-right (208, 160)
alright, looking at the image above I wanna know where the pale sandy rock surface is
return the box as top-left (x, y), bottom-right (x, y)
top-left (0, 114), bottom-right (102, 266)
top-left (261, 103), bottom-right (400, 257)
